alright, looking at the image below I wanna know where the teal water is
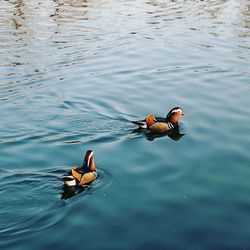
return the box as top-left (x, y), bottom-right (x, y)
top-left (0, 0), bottom-right (250, 249)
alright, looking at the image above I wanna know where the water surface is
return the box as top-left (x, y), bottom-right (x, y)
top-left (0, 0), bottom-right (250, 249)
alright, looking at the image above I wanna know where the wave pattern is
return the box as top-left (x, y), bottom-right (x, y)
top-left (0, 167), bottom-right (112, 239)
top-left (0, 0), bottom-right (250, 249)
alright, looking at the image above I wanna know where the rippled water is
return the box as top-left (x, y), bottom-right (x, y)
top-left (0, 0), bottom-right (250, 249)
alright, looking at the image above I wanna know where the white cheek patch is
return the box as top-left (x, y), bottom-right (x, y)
top-left (172, 108), bottom-right (182, 114)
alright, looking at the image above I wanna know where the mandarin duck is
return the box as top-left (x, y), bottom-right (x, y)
top-left (61, 150), bottom-right (97, 187)
top-left (132, 107), bottom-right (186, 132)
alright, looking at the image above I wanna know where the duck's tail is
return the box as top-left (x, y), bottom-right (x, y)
top-left (131, 120), bottom-right (147, 129)
top-left (60, 175), bottom-right (76, 187)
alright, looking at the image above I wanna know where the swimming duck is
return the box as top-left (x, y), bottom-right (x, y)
top-left (132, 107), bottom-right (186, 132)
top-left (61, 150), bottom-right (97, 187)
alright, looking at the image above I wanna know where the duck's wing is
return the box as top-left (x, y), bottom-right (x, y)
top-left (155, 117), bottom-right (166, 123)
top-left (71, 168), bottom-right (83, 182)
top-left (79, 172), bottom-right (97, 185)
top-left (149, 122), bottom-right (172, 132)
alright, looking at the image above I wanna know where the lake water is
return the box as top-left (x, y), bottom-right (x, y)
top-left (0, 0), bottom-right (250, 249)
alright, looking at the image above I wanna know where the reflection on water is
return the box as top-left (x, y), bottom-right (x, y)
top-left (0, 0), bottom-right (250, 249)
top-left (60, 184), bottom-right (93, 200)
top-left (131, 126), bottom-right (185, 141)
top-left (1, 0), bottom-right (249, 99)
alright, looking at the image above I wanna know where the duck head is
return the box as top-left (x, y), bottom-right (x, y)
top-left (166, 107), bottom-right (185, 125)
top-left (83, 150), bottom-right (96, 171)
top-left (145, 113), bottom-right (156, 127)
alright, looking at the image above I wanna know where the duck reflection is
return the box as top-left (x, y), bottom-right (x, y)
top-left (60, 183), bottom-right (93, 200)
top-left (132, 126), bottom-right (185, 141)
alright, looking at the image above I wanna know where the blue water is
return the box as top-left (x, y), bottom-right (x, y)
top-left (0, 0), bottom-right (250, 249)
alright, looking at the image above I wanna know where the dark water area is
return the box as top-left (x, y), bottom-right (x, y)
top-left (0, 0), bottom-right (250, 249)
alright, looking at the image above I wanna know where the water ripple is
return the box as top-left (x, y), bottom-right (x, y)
top-left (0, 169), bottom-right (64, 237)
top-left (0, 0), bottom-right (250, 249)
top-left (0, 167), bottom-right (112, 237)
